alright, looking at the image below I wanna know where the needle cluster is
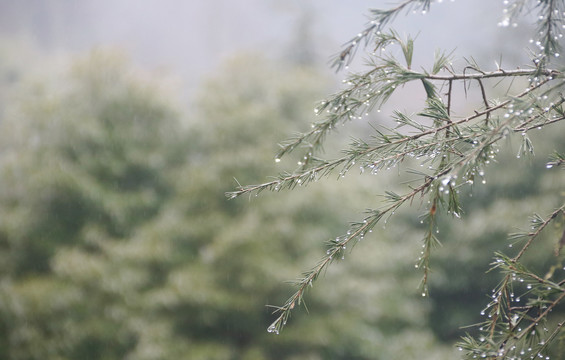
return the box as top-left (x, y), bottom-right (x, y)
top-left (227, 1), bottom-right (565, 355)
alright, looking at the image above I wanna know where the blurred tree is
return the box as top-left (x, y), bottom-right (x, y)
top-left (0, 49), bottom-right (456, 360)
top-left (0, 50), bottom-right (184, 359)
top-left (229, 1), bottom-right (565, 359)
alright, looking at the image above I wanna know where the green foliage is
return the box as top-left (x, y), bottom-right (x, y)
top-left (230, 1), bottom-right (565, 358)
top-left (0, 50), bottom-right (184, 359)
top-left (1, 2), bottom-right (564, 358)
top-left (0, 48), bottom-right (457, 359)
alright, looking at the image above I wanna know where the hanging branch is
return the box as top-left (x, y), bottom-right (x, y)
top-left (458, 205), bottom-right (565, 359)
top-left (229, 1), bottom-right (565, 350)
top-left (227, 73), bottom-right (561, 200)
top-left (331, 0), bottom-right (433, 71)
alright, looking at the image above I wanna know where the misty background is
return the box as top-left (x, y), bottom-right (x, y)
top-left (0, 1), bottom-right (560, 360)
top-left (0, 0), bottom-right (515, 96)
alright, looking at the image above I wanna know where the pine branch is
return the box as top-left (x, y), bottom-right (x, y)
top-left (512, 206), bottom-right (565, 261)
top-left (266, 168), bottom-right (447, 335)
top-left (459, 205), bottom-right (565, 359)
top-left (546, 151), bottom-right (565, 169)
top-left (501, 0), bottom-right (565, 63)
top-left (535, 0), bottom-right (565, 60)
top-left (425, 68), bottom-right (560, 81)
top-left (226, 75), bottom-right (558, 200)
top-left (331, 0), bottom-right (433, 71)
top-left (275, 60), bottom-right (560, 165)
top-left (263, 91), bottom-right (563, 333)
top-left (230, 3), bottom-right (565, 352)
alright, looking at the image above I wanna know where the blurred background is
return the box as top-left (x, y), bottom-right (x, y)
top-left (0, 1), bottom-right (563, 359)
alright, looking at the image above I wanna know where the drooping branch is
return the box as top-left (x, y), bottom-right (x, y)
top-left (226, 76), bottom-right (559, 200)
top-left (331, 0), bottom-right (433, 71)
top-left (458, 204), bottom-right (565, 358)
top-left (274, 56), bottom-right (561, 165)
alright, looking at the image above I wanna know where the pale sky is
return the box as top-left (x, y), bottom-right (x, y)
top-left (0, 0), bottom-right (527, 94)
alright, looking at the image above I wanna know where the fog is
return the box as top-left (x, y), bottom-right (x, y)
top-left (0, 0), bottom-right (519, 96)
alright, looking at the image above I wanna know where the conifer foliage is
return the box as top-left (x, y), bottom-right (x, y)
top-left (228, 1), bottom-right (565, 358)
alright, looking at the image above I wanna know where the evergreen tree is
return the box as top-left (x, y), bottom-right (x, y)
top-left (229, 1), bottom-right (565, 358)
top-left (0, 49), bottom-right (459, 359)
top-left (0, 50), bottom-right (185, 359)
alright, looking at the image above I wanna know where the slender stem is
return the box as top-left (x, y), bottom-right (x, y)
top-left (516, 291), bottom-right (565, 340)
top-left (512, 206), bottom-right (565, 262)
top-left (425, 68), bottom-right (559, 81)
top-left (477, 79), bottom-right (490, 124)
top-left (228, 77), bottom-right (555, 199)
top-left (446, 79), bottom-right (452, 116)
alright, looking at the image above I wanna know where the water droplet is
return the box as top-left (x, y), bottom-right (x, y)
top-left (441, 176), bottom-right (451, 186)
top-left (275, 158), bottom-right (281, 163)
